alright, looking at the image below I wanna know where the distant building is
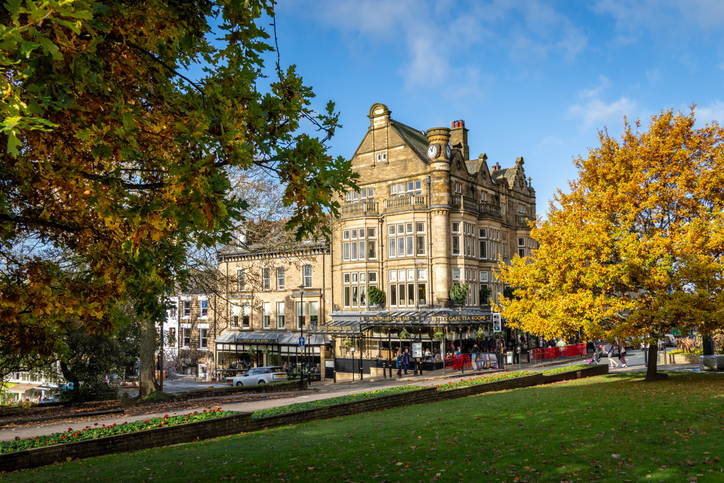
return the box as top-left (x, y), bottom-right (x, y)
top-left (206, 103), bottom-right (537, 382)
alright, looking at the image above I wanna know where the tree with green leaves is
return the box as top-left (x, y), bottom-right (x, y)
top-left (1, 0), bottom-right (357, 396)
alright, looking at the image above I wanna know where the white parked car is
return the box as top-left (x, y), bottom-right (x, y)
top-left (232, 366), bottom-right (287, 386)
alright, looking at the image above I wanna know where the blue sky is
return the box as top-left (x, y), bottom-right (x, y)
top-left (263, 0), bottom-right (724, 214)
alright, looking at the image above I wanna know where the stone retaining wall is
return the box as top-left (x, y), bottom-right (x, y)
top-left (1, 365), bottom-right (608, 473)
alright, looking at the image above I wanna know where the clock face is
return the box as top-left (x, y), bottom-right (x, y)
top-left (445, 144), bottom-right (451, 159)
top-left (427, 144), bottom-right (438, 159)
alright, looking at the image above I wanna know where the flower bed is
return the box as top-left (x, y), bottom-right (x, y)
top-left (0, 408), bottom-right (233, 454)
top-left (433, 370), bottom-right (535, 391)
top-left (252, 386), bottom-right (419, 418)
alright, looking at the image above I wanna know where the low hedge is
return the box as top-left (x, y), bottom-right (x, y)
top-left (252, 386), bottom-right (419, 418)
top-left (542, 364), bottom-right (590, 376)
top-left (433, 371), bottom-right (535, 391)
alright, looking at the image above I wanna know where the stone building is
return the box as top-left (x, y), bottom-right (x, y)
top-left (206, 103), bottom-right (536, 382)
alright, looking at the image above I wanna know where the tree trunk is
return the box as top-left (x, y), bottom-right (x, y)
top-left (138, 318), bottom-right (157, 397)
top-left (645, 342), bottom-right (668, 381)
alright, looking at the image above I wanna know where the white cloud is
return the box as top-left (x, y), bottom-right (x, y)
top-left (566, 77), bottom-right (637, 130)
top-left (286, 0), bottom-right (588, 95)
top-left (594, 0), bottom-right (724, 34)
top-left (695, 100), bottom-right (724, 125)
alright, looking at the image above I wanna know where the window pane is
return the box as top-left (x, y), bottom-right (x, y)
top-left (407, 269), bottom-right (414, 281)
top-left (390, 285), bottom-right (397, 306)
top-left (417, 268), bottom-right (427, 281)
top-left (343, 242), bottom-right (350, 260)
top-left (352, 286), bottom-right (358, 307)
top-left (452, 236), bottom-right (460, 255)
top-left (389, 225), bottom-right (395, 236)
top-left (418, 283), bottom-right (427, 305)
top-left (416, 235), bottom-right (425, 255)
top-left (389, 270), bottom-right (396, 282)
top-left (359, 240), bottom-right (365, 260)
top-left (344, 287), bottom-right (350, 307)
top-left (360, 287), bottom-right (366, 306)
top-left (398, 269), bottom-right (405, 282)
top-left (351, 241), bottom-right (357, 260)
top-left (397, 237), bottom-right (404, 257)
top-left (369, 272), bottom-right (377, 283)
top-left (398, 284), bottom-right (406, 306)
top-left (368, 240), bottom-right (376, 259)
top-left (406, 236), bottom-right (413, 256)
top-left (389, 238), bottom-right (396, 257)
top-left (408, 283), bottom-right (415, 305)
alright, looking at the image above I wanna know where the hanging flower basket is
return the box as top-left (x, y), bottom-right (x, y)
top-left (475, 328), bottom-right (485, 339)
top-left (247, 347), bottom-right (256, 359)
top-left (399, 328), bottom-right (411, 339)
top-left (343, 336), bottom-right (353, 349)
top-left (433, 329), bottom-right (445, 341)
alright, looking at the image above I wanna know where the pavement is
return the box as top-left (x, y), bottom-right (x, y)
top-left (2, 349), bottom-right (712, 443)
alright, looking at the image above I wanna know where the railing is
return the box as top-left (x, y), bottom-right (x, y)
top-left (451, 195), bottom-right (478, 212)
top-left (529, 343), bottom-right (587, 365)
top-left (479, 202), bottom-right (502, 219)
top-left (340, 201), bottom-right (378, 217)
top-left (516, 214), bottom-right (534, 227)
top-left (383, 195), bottom-right (428, 212)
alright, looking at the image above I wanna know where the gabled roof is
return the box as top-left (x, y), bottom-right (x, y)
top-left (390, 120), bottom-right (429, 162)
top-left (465, 160), bottom-right (482, 175)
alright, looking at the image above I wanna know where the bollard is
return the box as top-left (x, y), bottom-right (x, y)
top-left (382, 362), bottom-right (387, 379)
top-left (413, 360), bottom-right (418, 376)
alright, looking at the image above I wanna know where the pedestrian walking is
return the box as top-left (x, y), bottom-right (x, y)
top-left (604, 341), bottom-right (618, 368)
top-left (402, 348), bottom-right (411, 375)
top-left (396, 349), bottom-right (403, 377)
top-left (472, 344), bottom-right (481, 370)
top-left (617, 340), bottom-right (628, 367)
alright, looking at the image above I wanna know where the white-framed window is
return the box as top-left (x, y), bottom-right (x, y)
top-left (182, 328), bottom-right (191, 348)
top-left (200, 328), bottom-right (208, 349)
top-left (303, 265), bottom-right (312, 288)
top-left (389, 270), bottom-right (397, 282)
top-left (242, 304), bottom-right (250, 329)
top-left (389, 283), bottom-right (397, 306)
top-left (343, 241), bottom-right (350, 261)
top-left (368, 238), bottom-right (377, 259)
top-left (480, 271), bottom-right (489, 282)
top-left (454, 181), bottom-right (462, 194)
top-left (237, 269), bottom-right (245, 291)
top-left (343, 230), bottom-right (349, 240)
top-left (262, 268), bottom-right (270, 290)
top-left (390, 182), bottom-right (405, 197)
top-left (277, 302), bottom-right (285, 329)
top-left (416, 233), bottom-right (425, 256)
top-left (518, 237), bottom-right (526, 247)
top-left (168, 301), bottom-right (177, 320)
top-left (369, 271), bottom-right (377, 283)
top-left (296, 301), bottom-right (306, 329)
top-left (182, 300), bottom-right (191, 318)
top-left (277, 267), bottom-right (285, 290)
top-left (309, 301), bottom-right (319, 326)
top-left (376, 152), bottom-right (387, 162)
top-left (200, 299), bottom-right (208, 317)
top-left (479, 228), bottom-right (487, 238)
top-left (263, 302), bottom-right (271, 329)
top-left (452, 268), bottom-right (461, 280)
top-left (519, 247), bottom-right (526, 257)
top-left (231, 305), bottom-right (240, 328)
top-left (501, 204), bottom-right (506, 215)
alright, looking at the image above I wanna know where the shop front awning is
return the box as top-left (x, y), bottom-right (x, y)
top-left (214, 331), bottom-right (330, 346)
top-left (312, 308), bottom-right (494, 335)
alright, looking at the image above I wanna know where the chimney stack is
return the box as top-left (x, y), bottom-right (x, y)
top-left (450, 120), bottom-right (469, 160)
top-left (490, 162), bottom-right (501, 171)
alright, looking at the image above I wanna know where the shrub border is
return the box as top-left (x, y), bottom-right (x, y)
top-left (0, 365), bottom-right (607, 472)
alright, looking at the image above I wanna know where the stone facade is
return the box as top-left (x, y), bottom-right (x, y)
top-left (203, 103), bottom-right (537, 380)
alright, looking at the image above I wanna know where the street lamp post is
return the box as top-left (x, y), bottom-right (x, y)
top-left (299, 285), bottom-right (305, 391)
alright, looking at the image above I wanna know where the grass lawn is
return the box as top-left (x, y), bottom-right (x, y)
top-left (6, 372), bottom-right (724, 482)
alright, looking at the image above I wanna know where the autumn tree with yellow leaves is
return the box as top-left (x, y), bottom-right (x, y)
top-left (498, 109), bottom-right (724, 381)
top-left (1, 0), bottom-right (357, 396)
